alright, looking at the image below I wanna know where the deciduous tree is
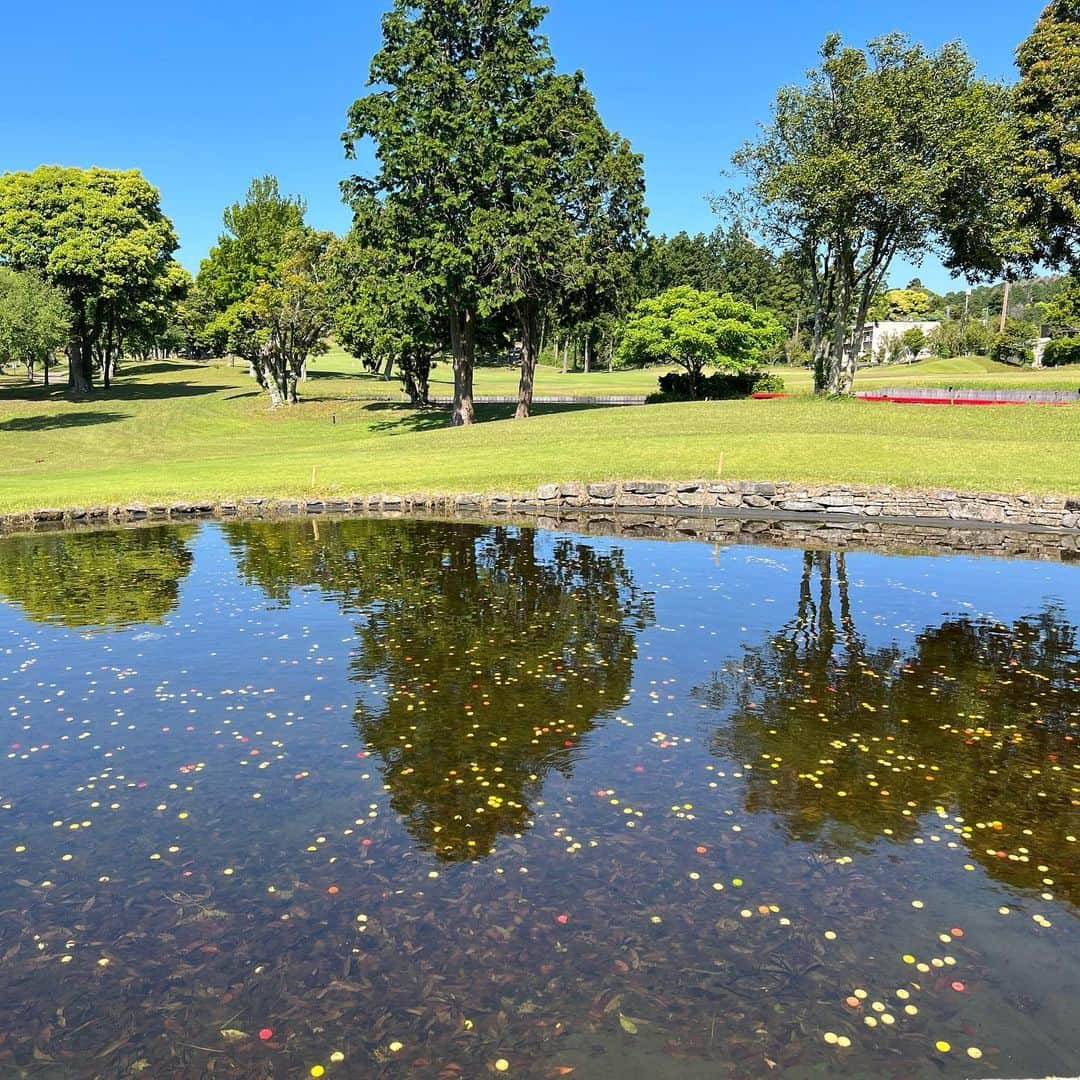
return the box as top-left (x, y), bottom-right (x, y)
top-left (617, 286), bottom-right (783, 399)
top-left (0, 269), bottom-right (69, 385)
top-left (197, 178), bottom-right (331, 406)
top-left (328, 201), bottom-right (444, 406)
top-left (734, 35), bottom-right (1023, 395)
top-left (0, 166), bottom-right (178, 395)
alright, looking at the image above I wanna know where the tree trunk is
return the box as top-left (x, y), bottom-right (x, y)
top-left (999, 280), bottom-right (1011, 334)
top-left (382, 354), bottom-right (395, 381)
top-left (515, 301), bottom-right (541, 420)
top-left (265, 369), bottom-right (284, 408)
top-left (560, 337), bottom-right (568, 375)
top-left (449, 305), bottom-right (476, 427)
top-left (584, 334), bottom-right (591, 374)
top-left (841, 313), bottom-right (864, 394)
top-left (67, 308), bottom-right (93, 396)
top-left (687, 362), bottom-right (702, 400)
top-left (827, 267), bottom-right (853, 396)
top-left (67, 340), bottom-right (92, 396)
top-left (43, 358), bottom-right (50, 388)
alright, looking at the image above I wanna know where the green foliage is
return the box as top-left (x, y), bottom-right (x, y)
top-left (1016, 0), bottom-right (1080, 268)
top-left (0, 526), bottom-right (196, 631)
top-left (196, 177), bottom-right (331, 406)
top-left (618, 286), bottom-right (784, 398)
top-left (199, 177), bottom-right (307, 315)
top-left (633, 226), bottom-right (807, 332)
top-left (1040, 277), bottom-right (1080, 331)
top-left (0, 269), bottom-right (69, 382)
top-left (647, 369), bottom-right (785, 403)
top-left (734, 34), bottom-right (1025, 395)
top-left (991, 318), bottom-right (1039, 364)
top-left (328, 204), bottom-right (443, 406)
top-left (869, 287), bottom-right (939, 321)
top-left (0, 166), bottom-right (179, 394)
top-left (939, 274), bottom-right (1072, 326)
top-left (926, 320), bottom-right (991, 358)
top-left (900, 327), bottom-right (928, 359)
top-left (343, 0), bottom-right (646, 423)
top-left (1041, 335), bottom-right (1080, 366)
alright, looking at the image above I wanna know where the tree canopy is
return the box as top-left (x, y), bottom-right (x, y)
top-left (734, 34), bottom-right (1023, 394)
top-left (343, 0), bottom-right (646, 424)
top-left (618, 286), bottom-right (784, 398)
top-left (195, 177), bottom-right (332, 406)
top-left (1016, 0), bottom-right (1080, 269)
top-left (0, 269), bottom-right (69, 384)
top-left (328, 202), bottom-right (444, 407)
top-left (0, 166), bottom-right (179, 394)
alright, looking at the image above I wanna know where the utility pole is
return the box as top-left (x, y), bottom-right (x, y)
top-left (999, 280), bottom-right (1011, 334)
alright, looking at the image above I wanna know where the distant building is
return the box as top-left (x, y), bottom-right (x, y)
top-left (855, 320), bottom-right (941, 363)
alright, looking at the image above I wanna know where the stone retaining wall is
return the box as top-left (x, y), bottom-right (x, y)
top-left (511, 513), bottom-right (1080, 562)
top-left (3, 479), bottom-right (1078, 536)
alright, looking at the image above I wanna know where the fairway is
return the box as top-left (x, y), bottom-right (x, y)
top-left (295, 347), bottom-right (1080, 398)
top-left (1, 354), bottom-right (1078, 513)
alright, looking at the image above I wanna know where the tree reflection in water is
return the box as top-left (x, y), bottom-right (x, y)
top-left (225, 519), bottom-right (653, 860)
top-left (0, 525), bottom-right (197, 631)
top-left (700, 551), bottom-right (1079, 903)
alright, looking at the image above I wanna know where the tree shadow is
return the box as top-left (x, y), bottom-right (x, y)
top-left (124, 361), bottom-right (208, 376)
top-left (0, 376), bottom-right (230, 403)
top-left (0, 382), bottom-right (74, 403)
top-left (0, 411), bottom-right (128, 433)
top-left (361, 400), bottom-right (626, 434)
top-left (103, 380), bottom-right (232, 401)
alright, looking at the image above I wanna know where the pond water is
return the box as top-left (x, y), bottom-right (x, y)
top-left (0, 519), bottom-right (1077, 1079)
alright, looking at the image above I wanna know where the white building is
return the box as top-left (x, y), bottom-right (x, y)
top-left (853, 320), bottom-right (941, 363)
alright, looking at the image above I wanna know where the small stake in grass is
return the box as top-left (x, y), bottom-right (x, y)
top-left (311, 465), bottom-right (318, 489)
top-left (717, 453), bottom-right (725, 478)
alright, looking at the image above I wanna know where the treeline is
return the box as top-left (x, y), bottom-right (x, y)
top-left (1, 0), bottom-right (1079, 407)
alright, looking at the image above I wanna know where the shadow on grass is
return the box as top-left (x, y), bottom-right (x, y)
top-left (0, 375), bottom-right (231, 403)
top-left (123, 361), bottom-right (209, 377)
top-left (361, 400), bottom-right (624, 434)
top-left (103, 379), bottom-right (234, 402)
top-left (0, 411), bottom-right (128, 433)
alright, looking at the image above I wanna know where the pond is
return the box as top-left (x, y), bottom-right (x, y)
top-left (0, 518), bottom-right (1076, 1079)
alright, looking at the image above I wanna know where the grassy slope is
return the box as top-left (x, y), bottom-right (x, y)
top-left (0, 355), bottom-right (1077, 513)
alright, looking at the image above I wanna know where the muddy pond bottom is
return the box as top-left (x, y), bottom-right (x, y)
top-left (0, 518), bottom-right (1076, 1079)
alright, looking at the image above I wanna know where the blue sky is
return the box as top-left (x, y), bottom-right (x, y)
top-left (0, 0), bottom-right (1043, 292)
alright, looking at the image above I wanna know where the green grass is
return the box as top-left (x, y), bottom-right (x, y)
top-left (0, 354), bottom-right (1077, 514)
top-left (321, 348), bottom-right (1080, 396)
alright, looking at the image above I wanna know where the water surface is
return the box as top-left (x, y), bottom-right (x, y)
top-left (0, 519), bottom-right (1076, 1078)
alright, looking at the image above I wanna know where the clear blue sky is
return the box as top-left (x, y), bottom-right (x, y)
top-left (0, 0), bottom-right (1044, 293)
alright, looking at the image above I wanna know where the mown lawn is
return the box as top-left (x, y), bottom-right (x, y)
top-left (0, 355), bottom-right (1077, 513)
top-left (311, 348), bottom-right (1080, 398)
